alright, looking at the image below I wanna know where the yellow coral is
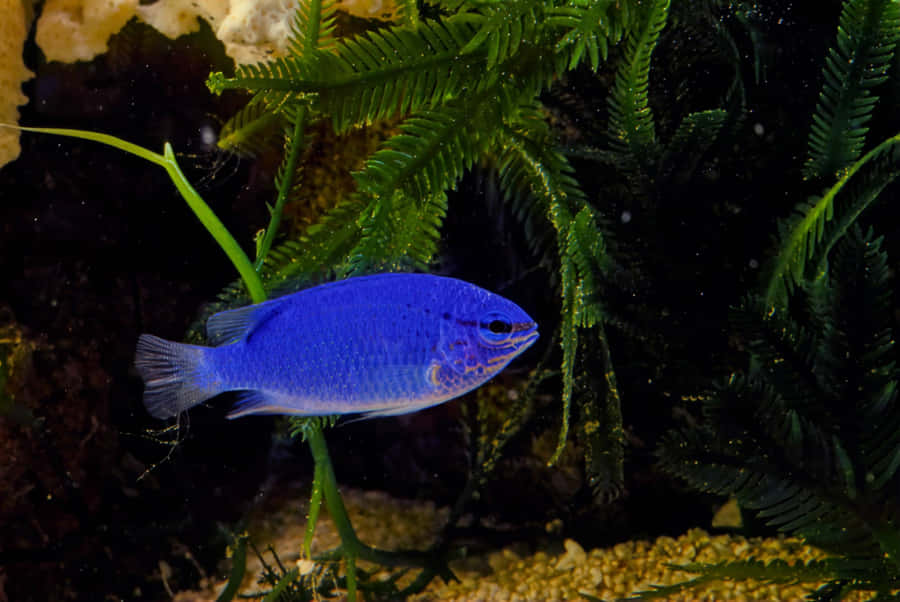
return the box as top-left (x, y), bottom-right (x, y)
top-left (36, 0), bottom-right (401, 67)
top-left (0, 0), bottom-right (33, 167)
top-left (135, 0), bottom-right (227, 40)
top-left (36, 0), bottom-right (139, 62)
top-left (6, 0), bottom-right (399, 166)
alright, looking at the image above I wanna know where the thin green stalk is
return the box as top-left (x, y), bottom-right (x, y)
top-left (303, 461), bottom-right (324, 558)
top-left (306, 426), bottom-right (360, 600)
top-left (9, 125), bottom-right (267, 304)
top-left (306, 426), bottom-right (457, 602)
top-left (255, 110), bottom-right (307, 270)
top-left (215, 533), bottom-right (248, 602)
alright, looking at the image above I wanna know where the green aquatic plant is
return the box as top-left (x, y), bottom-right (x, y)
top-left (554, 0), bottom-right (741, 499)
top-left (653, 225), bottom-right (900, 600)
top-left (642, 3), bottom-right (900, 598)
top-left (763, 0), bottom-right (900, 312)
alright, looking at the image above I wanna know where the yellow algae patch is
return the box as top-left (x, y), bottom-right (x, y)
top-left (36, 0), bottom-right (139, 62)
top-left (0, 0), bottom-right (33, 167)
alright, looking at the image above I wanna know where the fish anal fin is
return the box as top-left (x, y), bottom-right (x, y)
top-left (226, 390), bottom-right (317, 419)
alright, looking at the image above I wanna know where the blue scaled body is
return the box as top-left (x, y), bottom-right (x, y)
top-left (135, 273), bottom-right (539, 420)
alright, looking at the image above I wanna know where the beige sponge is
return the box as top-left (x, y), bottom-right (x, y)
top-left (138, 0), bottom-right (299, 66)
top-left (0, 0), bottom-right (33, 167)
top-left (36, 0), bottom-right (139, 62)
top-left (138, 0), bottom-right (400, 66)
top-left (38, 0), bottom-right (402, 67)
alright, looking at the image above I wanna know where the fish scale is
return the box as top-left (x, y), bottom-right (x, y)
top-left (135, 273), bottom-right (539, 420)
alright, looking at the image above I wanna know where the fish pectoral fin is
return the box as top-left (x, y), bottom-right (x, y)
top-left (226, 390), bottom-right (310, 419)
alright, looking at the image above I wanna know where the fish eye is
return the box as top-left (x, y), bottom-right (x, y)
top-left (479, 311), bottom-right (513, 344)
top-left (488, 319), bottom-right (512, 334)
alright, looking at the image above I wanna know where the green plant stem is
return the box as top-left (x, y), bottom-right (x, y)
top-left (255, 110), bottom-right (307, 270)
top-left (303, 460), bottom-right (324, 559)
top-left (215, 533), bottom-right (248, 602)
top-left (9, 126), bottom-right (267, 304)
top-left (305, 425), bottom-right (456, 599)
top-left (306, 425), bottom-right (360, 600)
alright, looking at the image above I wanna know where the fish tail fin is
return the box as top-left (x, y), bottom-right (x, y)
top-left (134, 334), bottom-right (219, 419)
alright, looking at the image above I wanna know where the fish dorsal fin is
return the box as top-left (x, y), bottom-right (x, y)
top-left (205, 277), bottom-right (330, 345)
top-left (206, 300), bottom-right (282, 345)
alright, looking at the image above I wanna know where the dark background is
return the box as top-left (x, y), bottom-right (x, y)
top-left (2, 2), bottom-right (900, 600)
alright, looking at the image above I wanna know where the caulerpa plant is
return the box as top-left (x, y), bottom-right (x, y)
top-left (646, 0), bottom-right (900, 599)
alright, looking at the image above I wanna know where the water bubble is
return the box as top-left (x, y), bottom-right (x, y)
top-left (199, 124), bottom-right (217, 147)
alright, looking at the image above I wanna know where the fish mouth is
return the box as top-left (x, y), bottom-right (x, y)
top-left (518, 324), bottom-right (539, 350)
top-left (490, 322), bottom-right (539, 359)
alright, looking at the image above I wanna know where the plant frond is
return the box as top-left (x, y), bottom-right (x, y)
top-left (547, 0), bottom-right (633, 71)
top-left (315, 16), bottom-right (489, 131)
top-left (353, 93), bottom-right (503, 200)
top-left (826, 226), bottom-right (895, 390)
top-left (216, 95), bottom-right (286, 158)
top-left (730, 298), bottom-right (828, 407)
top-left (343, 190), bottom-right (448, 277)
top-left (458, 0), bottom-right (538, 69)
top-left (763, 132), bottom-right (900, 312)
top-left (658, 425), bottom-right (875, 556)
top-left (288, 0), bottom-right (339, 56)
top-left (270, 115), bottom-right (307, 206)
top-left (664, 221), bottom-right (900, 579)
top-left (489, 117), bottom-right (612, 465)
top-left (633, 558), bottom-right (837, 600)
top-left (824, 227), bottom-right (900, 495)
top-left (803, 0), bottom-right (900, 181)
top-left (210, 16), bottom-right (490, 132)
top-left (657, 109), bottom-right (728, 185)
top-left (577, 327), bottom-right (625, 501)
top-left (709, 373), bottom-right (860, 501)
top-left (607, 0), bottom-right (670, 162)
top-left (490, 104), bottom-right (557, 262)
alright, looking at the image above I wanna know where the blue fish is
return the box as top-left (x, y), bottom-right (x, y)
top-left (135, 273), bottom-right (538, 419)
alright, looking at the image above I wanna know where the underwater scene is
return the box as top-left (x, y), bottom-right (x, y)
top-left (2, 0), bottom-right (900, 600)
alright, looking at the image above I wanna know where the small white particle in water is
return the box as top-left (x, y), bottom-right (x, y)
top-left (753, 123), bottom-right (765, 136)
top-left (749, 258), bottom-right (759, 269)
top-left (620, 210), bottom-right (632, 224)
top-left (200, 125), bottom-right (217, 147)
